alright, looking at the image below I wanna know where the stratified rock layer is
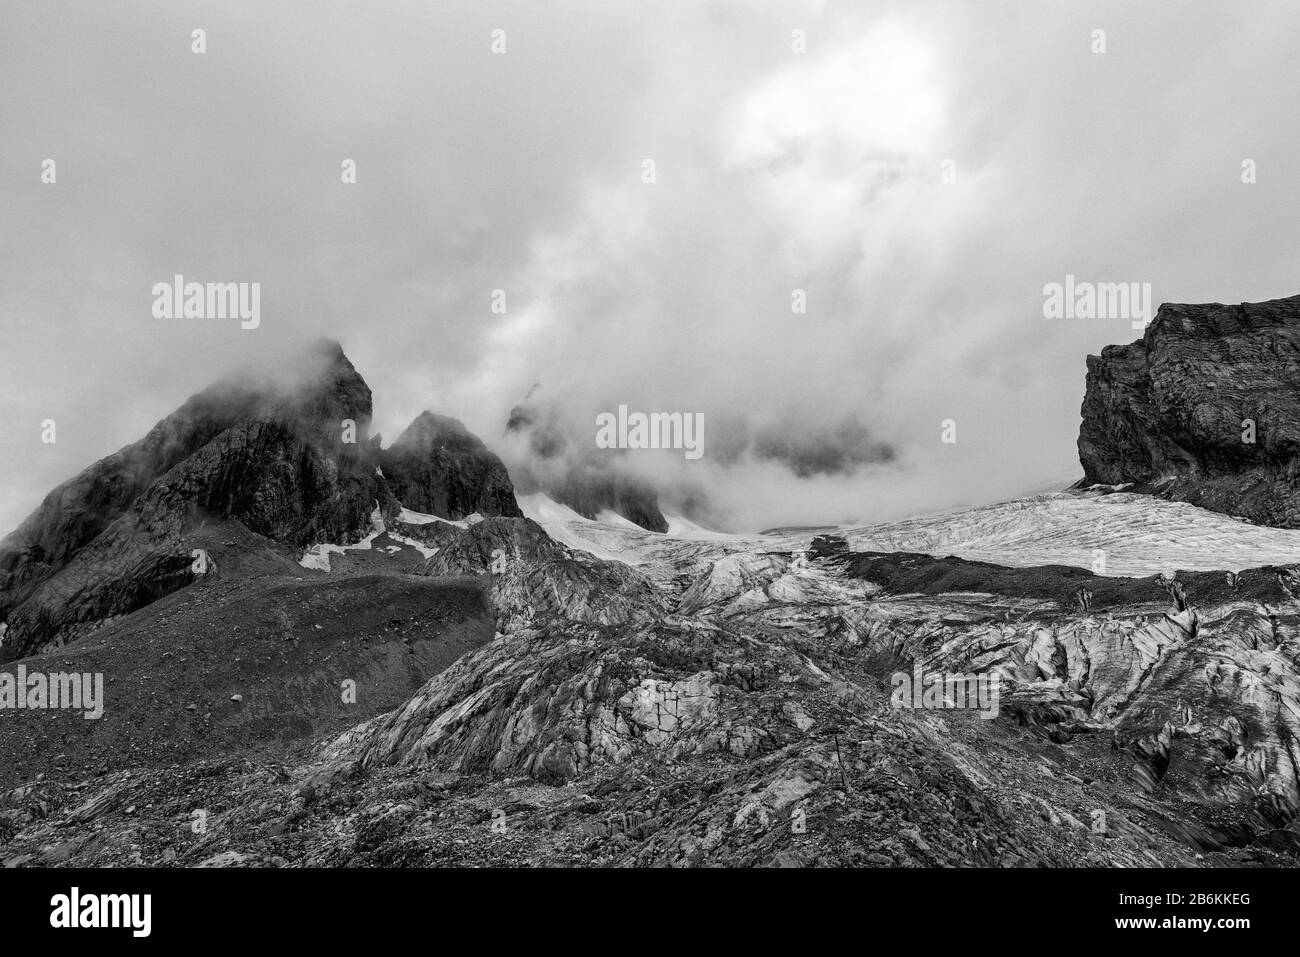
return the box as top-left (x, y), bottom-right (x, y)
top-left (1078, 294), bottom-right (1300, 526)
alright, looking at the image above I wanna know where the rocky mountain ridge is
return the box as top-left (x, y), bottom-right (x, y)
top-left (0, 341), bottom-right (520, 660)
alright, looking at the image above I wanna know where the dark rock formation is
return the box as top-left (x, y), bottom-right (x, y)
top-left (380, 412), bottom-right (521, 520)
top-left (0, 342), bottom-right (521, 660)
top-left (807, 533), bottom-right (851, 561)
top-left (0, 340), bottom-right (389, 659)
top-left (1078, 294), bottom-right (1300, 526)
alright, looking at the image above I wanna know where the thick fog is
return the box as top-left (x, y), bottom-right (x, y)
top-left (3, 0), bottom-right (1298, 531)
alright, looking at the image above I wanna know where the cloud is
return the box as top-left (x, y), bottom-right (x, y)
top-left (3, 1), bottom-right (1299, 533)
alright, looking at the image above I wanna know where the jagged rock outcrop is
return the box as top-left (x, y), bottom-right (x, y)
top-left (1078, 294), bottom-right (1300, 526)
top-left (379, 412), bottom-right (521, 520)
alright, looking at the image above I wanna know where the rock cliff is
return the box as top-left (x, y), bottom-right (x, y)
top-left (1078, 294), bottom-right (1300, 526)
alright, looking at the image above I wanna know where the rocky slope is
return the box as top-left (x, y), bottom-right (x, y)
top-left (0, 568), bottom-right (493, 792)
top-left (1078, 293), bottom-right (1300, 526)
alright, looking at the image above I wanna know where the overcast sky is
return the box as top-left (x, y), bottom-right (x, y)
top-left (3, 0), bottom-right (1299, 533)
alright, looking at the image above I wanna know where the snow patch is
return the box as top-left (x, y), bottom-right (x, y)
top-left (396, 507), bottom-right (468, 529)
top-left (516, 493), bottom-right (630, 561)
top-left (596, 509), bottom-right (645, 530)
top-left (388, 532), bottom-right (439, 559)
top-left (664, 513), bottom-right (746, 541)
top-left (517, 493), bottom-right (596, 526)
top-left (298, 510), bottom-right (385, 572)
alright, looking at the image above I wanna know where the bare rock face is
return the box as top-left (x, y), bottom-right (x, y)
top-left (1078, 294), bottom-right (1300, 526)
top-left (379, 412), bottom-right (521, 521)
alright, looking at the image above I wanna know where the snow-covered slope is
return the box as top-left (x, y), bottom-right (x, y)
top-left (521, 490), bottom-right (1300, 578)
top-left (515, 493), bottom-right (633, 563)
top-left (841, 491), bottom-right (1300, 577)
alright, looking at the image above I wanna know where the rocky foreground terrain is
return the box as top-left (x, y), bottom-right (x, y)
top-left (5, 320), bottom-right (1300, 867)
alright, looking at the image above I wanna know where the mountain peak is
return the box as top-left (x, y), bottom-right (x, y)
top-left (393, 411), bottom-right (476, 449)
top-left (381, 412), bottom-right (521, 520)
top-left (0, 345), bottom-right (520, 659)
